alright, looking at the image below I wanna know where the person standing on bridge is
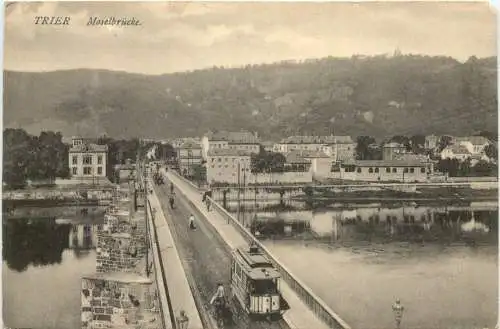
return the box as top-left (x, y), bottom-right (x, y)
top-left (176, 310), bottom-right (189, 329)
top-left (169, 193), bottom-right (175, 209)
top-left (188, 213), bottom-right (196, 230)
top-left (392, 299), bottom-right (404, 329)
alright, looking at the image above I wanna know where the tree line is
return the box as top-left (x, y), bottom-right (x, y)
top-left (3, 129), bottom-right (70, 188)
top-left (3, 128), bottom-right (161, 188)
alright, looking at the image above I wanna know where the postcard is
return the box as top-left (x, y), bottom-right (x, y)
top-left (3, 2), bottom-right (498, 329)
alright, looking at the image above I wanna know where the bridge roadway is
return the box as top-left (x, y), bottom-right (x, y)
top-left (163, 169), bottom-right (342, 329)
top-left (152, 174), bottom-right (290, 329)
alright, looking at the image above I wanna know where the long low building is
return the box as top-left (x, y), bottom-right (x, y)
top-left (332, 159), bottom-right (434, 182)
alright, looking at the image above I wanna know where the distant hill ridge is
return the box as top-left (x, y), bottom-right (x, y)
top-left (3, 54), bottom-right (497, 140)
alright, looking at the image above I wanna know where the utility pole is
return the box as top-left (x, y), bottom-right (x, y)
top-left (237, 161), bottom-right (241, 222)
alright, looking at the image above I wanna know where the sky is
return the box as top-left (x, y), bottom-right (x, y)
top-left (4, 1), bottom-right (498, 75)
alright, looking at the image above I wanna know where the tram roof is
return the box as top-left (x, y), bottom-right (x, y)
top-left (234, 248), bottom-right (281, 280)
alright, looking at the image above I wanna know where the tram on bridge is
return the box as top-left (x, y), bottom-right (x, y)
top-left (230, 244), bottom-right (289, 320)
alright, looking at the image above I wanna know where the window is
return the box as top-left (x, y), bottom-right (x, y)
top-left (410, 168), bottom-right (415, 173)
top-left (375, 168), bottom-right (379, 173)
top-left (404, 168), bottom-right (409, 173)
top-left (83, 167), bottom-right (92, 175)
top-left (97, 167), bottom-right (103, 175)
top-left (421, 167), bottom-right (426, 173)
top-left (97, 155), bottom-right (103, 165)
top-left (357, 168), bottom-right (362, 173)
top-left (392, 168), bottom-right (397, 173)
top-left (386, 167), bottom-right (391, 173)
top-left (368, 168), bottom-right (373, 173)
top-left (72, 156), bottom-right (78, 165)
top-left (218, 158), bottom-right (221, 162)
top-left (72, 167), bottom-right (77, 175)
top-left (83, 156), bottom-right (92, 165)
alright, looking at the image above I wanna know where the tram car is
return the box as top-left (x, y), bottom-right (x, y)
top-left (230, 244), bottom-right (289, 319)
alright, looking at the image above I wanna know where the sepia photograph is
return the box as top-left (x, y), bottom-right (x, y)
top-left (2, 2), bottom-right (498, 329)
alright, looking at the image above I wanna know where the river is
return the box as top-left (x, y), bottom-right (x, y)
top-left (230, 201), bottom-right (498, 329)
top-left (2, 208), bottom-right (103, 329)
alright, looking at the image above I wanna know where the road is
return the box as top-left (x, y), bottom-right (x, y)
top-left (153, 176), bottom-right (288, 329)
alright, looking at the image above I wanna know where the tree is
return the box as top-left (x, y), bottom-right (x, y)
top-left (191, 164), bottom-right (206, 185)
top-left (155, 143), bottom-right (177, 160)
top-left (3, 129), bottom-right (32, 188)
top-left (484, 144), bottom-right (497, 161)
top-left (251, 150), bottom-right (286, 173)
top-left (409, 134), bottom-right (426, 153)
top-left (437, 136), bottom-right (453, 152)
top-left (389, 135), bottom-right (411, 151)
top-left (355, 136), bottom-right (376, 160)
top-left (437, 158), bottom-right (461, 177)
top-left (472, 160), bottom-right (497, 177)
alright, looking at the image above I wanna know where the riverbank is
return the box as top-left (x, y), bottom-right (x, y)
top-left (291, 185), bottom-right (498, 202)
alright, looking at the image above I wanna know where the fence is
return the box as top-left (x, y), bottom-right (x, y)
top-left (173, 172), bottom-right (351, 329)
top-left (145, 180), bottom-right (176, 329)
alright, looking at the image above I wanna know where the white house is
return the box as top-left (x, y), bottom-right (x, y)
top-left (454, 136), bottom-right (490, 156)
top-left (201, 130), bottom-right (260, 160)
top-left (69, 137), bottom-right (108, 179)
top-left (288, 150), bottom-right (332, 181)
top-left (440, 144), bottom-right (471, 161)
top-left (273, 135), bottom-right (355, 162)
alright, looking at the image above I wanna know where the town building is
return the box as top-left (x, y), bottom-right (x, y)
top-left (69, 137), bottom-right (108, 179)
top-left (286, 150), bottom-right (331, 181)
top-left (333, 159), bottom-right (432, 182)
top-left (177, 141), bottom-right (203, 176)
top-left (382, 142), bottom-right (408, 160)
top-left (206, 148), bottom-right (313, 185)
top-left (171, 137), bottom-right (201, 149)
top-left (273, 135), bottom-right (356, 162)
top-left (424, 135), bottom-right (440, 150)
top-left (201, 130), bottom-right (260, 160)
top-left (260, 141), bottom-right (275, 152)
top-left (206, 148), bottom-right (252, 185)
top-left (440, 145), bottom-right (472, 161)
top-left (453, 136), bottom-right (490, 156)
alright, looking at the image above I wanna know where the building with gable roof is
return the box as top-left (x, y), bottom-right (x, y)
top-left (69, 136), bottom-right (108, 179)
top-left (273, 135), bottom-right (355, 162)
top-left (201, 130), bottom-right (260, 160)
top-left (440, 144), bottom-right (472, 161)
top-left (453, 136), bottom-right (490, 155)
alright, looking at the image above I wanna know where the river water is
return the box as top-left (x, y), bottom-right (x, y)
top-left (230, 201), bottom-right (498, 329)
top-left (3, 201), bottom-right (497, 329)
top-left (2, 208), bottom-right (103, 329)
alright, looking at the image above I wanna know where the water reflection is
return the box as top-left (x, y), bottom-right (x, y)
top-left (233, 204), bottom-right (498, 246)
top-left (3, 217), bottom-right (103, 272)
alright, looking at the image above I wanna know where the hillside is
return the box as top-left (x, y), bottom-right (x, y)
top-left (3, 55), bottom-right (497, 140)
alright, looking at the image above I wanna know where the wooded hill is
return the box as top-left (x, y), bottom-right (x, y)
top-left (4, 55), bottom-right (497, 140)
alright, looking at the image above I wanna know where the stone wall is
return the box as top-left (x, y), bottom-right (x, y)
top-left (83, 183), bottom-right (160, 329)
top-left (81, 275), bottom-right (160, 329)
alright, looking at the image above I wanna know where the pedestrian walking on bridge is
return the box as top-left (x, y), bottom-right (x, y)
top-left (392, 299), bottom-right (404, 329)
top-left (176, 310), bottom-right (189, 329)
